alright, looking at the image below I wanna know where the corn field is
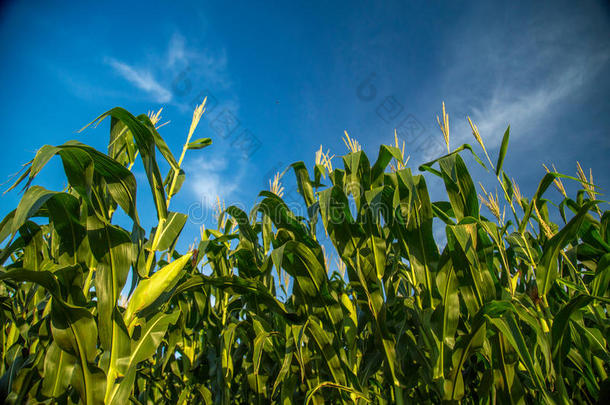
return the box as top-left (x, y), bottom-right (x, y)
top-left (0, 102), bottom-right (608, 404)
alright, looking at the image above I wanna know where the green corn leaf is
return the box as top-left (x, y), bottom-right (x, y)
top-left (87, 216), bottom-right (134, 350)
top-left (371, 144), bottom-right (403, 186)
top-left (41, 341), bottom-right (76, 399)
top-left (495, 126), bottom-right (510, 176)
top-left (437, 154), bottom-right (479, 221)
top-left (535, 201), bottom-right (597, 296)
top-left (50, 300), bottom-right (103, 405)
top-left (446, 321), bottom-right (486, 400)
top-left (45, 193), bottom-right (86, 263)
top-left (187, 137), bottom-right (212, 150)
top-left (163, 168), bottom-right (186, 198)
top-left (591, 253), bottom-right (610, 296)
top-left (306, 318), bottom-right (349, 387)
top-left (122, 310), bottom-right (180, 374)
top-left (291, 162), bottom-right (316, 209)
top-left (137, 114), bottom-right (180, 170)
top-left (418, 143), bottom-right (487, 174)
top-left (0, 209), bottom-right (15, 244)
top-left (305, 381), bottom-right (370, 405)
top-left (433, 252), bottom-right (459, 379)
top-left (11, 186), bottom-right (57, 235)
top-left (155, 211), bottom-right (187, 252)
top-left (84, 107), bottom-right (167, 221)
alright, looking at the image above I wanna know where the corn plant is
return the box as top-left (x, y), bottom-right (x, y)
top-left (0, 102), bottom-right (608, 404)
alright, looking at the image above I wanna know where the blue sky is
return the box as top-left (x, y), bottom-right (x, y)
top-left (1, 0), bottom-right (609, 246)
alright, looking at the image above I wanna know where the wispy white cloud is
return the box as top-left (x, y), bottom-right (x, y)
top-left (463, 64), bottom-right (597, 148)
top-left (105, 57), bottom-right (173, 103)
top-left (442, 3), bottom-right (609, 148)
top-left (167, 33), bottom-right (186, 68)
top-left (187, 155), bottom-right (245, 209)
top-left (104, 32), bottom-right (233, 108)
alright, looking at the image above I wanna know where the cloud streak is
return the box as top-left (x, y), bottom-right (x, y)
top-left (442, 2), bottom-right (610, 148)
top-left (104, 32), bottom-right (232, 107)
top-left (105, 57), bottom-right (173, 103)
top-left (187, 154), bottom-right (246, 209)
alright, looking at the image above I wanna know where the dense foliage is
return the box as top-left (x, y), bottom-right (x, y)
top-left (0, 102), bottom-right (609, 404)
